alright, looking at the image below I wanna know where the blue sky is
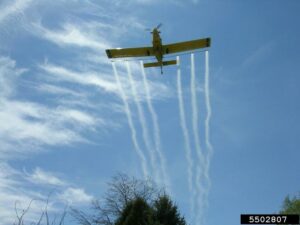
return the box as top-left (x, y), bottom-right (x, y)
top-left (0, 0), bottom-right (300, 225)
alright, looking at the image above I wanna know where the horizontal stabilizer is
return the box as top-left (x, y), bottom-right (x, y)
top-left (144, 60), bottom-right (177, 68)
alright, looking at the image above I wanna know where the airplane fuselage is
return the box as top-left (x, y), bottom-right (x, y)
top-left (152, 29), bottom-right (163, 65)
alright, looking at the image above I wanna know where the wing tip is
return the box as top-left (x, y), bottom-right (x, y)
top-left (106, 49), bottom-right (112, 58)
top-left (207, 38), bottom-right (211, 47)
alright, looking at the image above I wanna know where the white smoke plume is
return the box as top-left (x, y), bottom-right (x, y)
top-left (190, 53), bottom-right (207, 224)
top-left (204, 50), bottom-right (213, 193)
top-left (112, 62), bottom-right (149, 178)
top-left (126, 62), bottom-right (160, 183)
top-left (140, 61), bottom-right (170, 189)
top-left (176, 56), bottom-right (196, 220)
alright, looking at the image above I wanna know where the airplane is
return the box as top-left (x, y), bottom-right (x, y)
top-left (105, 24), bottom-right (211, 74)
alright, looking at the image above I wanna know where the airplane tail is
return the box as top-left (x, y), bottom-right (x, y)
top-left (143, 60), bottom-right (177, 68)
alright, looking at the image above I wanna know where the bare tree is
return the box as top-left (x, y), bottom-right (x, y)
top-left (71, 173), bottom-right (162, 225)
top-left (14, 199), bottom-right (35, 225)
top-left (13, 195), bottom-right (68, 225)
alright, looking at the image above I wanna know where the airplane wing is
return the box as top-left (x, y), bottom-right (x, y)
top-left (163, 38), bottom-right (211, 55)
top-left (106, 46), bottom-right (154, 59)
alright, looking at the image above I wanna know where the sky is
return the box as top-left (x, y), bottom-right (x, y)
top-left (0, 0), bottom-right (300, 225)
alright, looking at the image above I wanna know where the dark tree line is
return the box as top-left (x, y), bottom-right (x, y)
top-left (114, 195), bottom-right (186, 225)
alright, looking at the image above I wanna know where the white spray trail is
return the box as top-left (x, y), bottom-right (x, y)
top-left (190, 53), bottom-right (207, 225)
top-left (126, 61), bottom-right (160, 183)
top-left (176, 56), bottom-right (196, 220)
top-left (191, 53), bottom-right (206, 168)
top-left (112, 62), bottom-right (148, 178)
top-left (140, 61), bottom-right (170, 188)
top-left (204, 50), bottom-right (213, 190)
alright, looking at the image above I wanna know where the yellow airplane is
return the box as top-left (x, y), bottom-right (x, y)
top-left (106, 24), bottom-right (211, 74)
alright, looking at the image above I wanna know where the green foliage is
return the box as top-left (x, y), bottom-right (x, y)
top-left (115, 194), bottom-right (186, 225)
top-left (152, 195), bottom-right (186, 225)
top-left (115, 197), bottom-right (153, 225)
top-left (72, 174), bottom-right (187, 225)
top-left (278, 194), bottom-right (300, 225)
top-left (280, 195), bottom-right (300, 215)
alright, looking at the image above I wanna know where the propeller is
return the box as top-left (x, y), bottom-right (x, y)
top-left (156, 23), bottom-right (162, 29)
top-left (145, 23), bottom-right (162, 33)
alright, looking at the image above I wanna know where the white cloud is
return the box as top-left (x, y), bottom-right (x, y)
top-left (27, 6), bottom-right (149, 58)
top-left (58, 187), bottom-right (93, 205)
top-left (0, 99), bottom-right (82, 158)
top-left (0, 163), bottom-right (21, 188)
top-left (0, 164), bottom-right (46, 225)
top-left (0, 0), bottom-right (33, 24)
top-left (106, 0), bottom-right (197, 7)
top-left (33, 22), bottom-right (112, 51)
top-left (0, 163), bottom-right (94, 225)
top-left (241, 41), bottom-right (276, 69)
top-left (40, 62), bottom-right (173, 102)
top-left (0, 57), bottom-right (105, 159)
top-left (0, 96), bottom-right (107, 159)
top-left (36, 84), bottom-right (85, 97)
top-left (40, 63), bottom-right (118, 93)
top-left (0, 55), bottom-right (103, 223)
top-left (57, 108), bottom-right (100, 126)
top-left (26, 167), bottom-right (67, 186)
top-left (0, 192), bottom-right (45, 225)
top-left (34, 83), bottom-right (107, 110)
top-left (0, 56), bottom-right (26, 97)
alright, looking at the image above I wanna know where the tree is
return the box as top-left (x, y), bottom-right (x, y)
top-left (114, 195), bottom-right (187, 225)
top-left (72, 173), bottom-right (187, 225)
top-left (72, 173), bottom-right (161, 225)
top-left (278, 194), bottom-right (300, 225)
top-left (152, 195), bottom-right (186, 225)
top-left (279, 195), bottom-right (300, 215)
top-left (13, 196), bottom-right (67, 225)
top-left (114, 197), bottom-right (153, 225)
